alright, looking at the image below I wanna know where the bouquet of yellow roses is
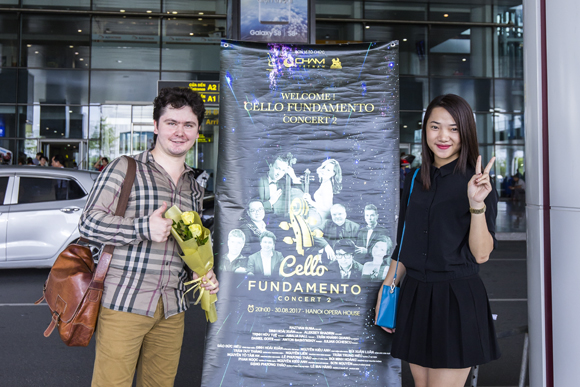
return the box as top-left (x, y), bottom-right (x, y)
top-left (164, 205), bottom-right (217, 323)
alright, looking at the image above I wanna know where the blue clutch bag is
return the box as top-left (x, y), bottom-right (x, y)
top-left (376, 284), bottom-right (400, 329)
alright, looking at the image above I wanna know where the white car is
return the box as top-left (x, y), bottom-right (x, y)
top-left (0, 166), bottom-right (99, 269)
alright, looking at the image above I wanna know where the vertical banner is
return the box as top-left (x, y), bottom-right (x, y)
top-left (202, 40), bottom-right (400, 386)
top-left (240, 0), bottom-right (309, 43)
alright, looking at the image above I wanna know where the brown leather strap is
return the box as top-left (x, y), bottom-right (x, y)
top-left (93, 156), bottom-right (137, 283)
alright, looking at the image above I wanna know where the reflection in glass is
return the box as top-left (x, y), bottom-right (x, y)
top-left (35, 106), bottom-right (86, 139)
top-left (0, 139), bottom-right (38, 166)
top-left (316, 0), bottom-right (362, 18)
top-left (364, 25), bottom-right (427, 76)
top-left (93, 0), bottom-right (159, 12)
top-left (162, 17), bottom-right (221, 71)
top-left (90, 71), bottom-right (158, 104)
top-left (89, 105), bottom-right (130, 164)
top-left (92, 17), bottom-right (160, 70)
top-left (429, 27), bottom-right (492, 77)
top-left (364, 1), bottom-right (426, 21)
top-left (495, 79), bottom-right (523, 113)
top-left (0, 69), bottom-right (18, 103)
top-left (399, 112), bottom-right (423, 144)
top-left (476, 114), bottom-right (493, 145)
top-left (18, 69), bottom-right (89, 105)
top-left (23, 0), bottom-right (90, 9)
top-left (430, 78), bottom-right (492, 112)
top-left (429, 4), bottom-right (492, 23)
top-left (316, 22), bottom-right (363, 43)
top-left (494, 144), bottom-right (524, 198)
top-left (164, 0), bottom-right (226, 14)
top-left (494, 5), bottom-right (523, 79)
top-left (160, 72), bottom-right (220, 81)
top-left (494, 113), bottom-right (524, 142)
top-left (400, 77), bottom-right (428, 110)
top-left (0, 14), bottom-right (19, 67)
top-left (21, 15), bottom-right (90, 68)
top-left (0, 106), bottom-right (17, 138)
top-left (133, 106), bottom-right (154, 124)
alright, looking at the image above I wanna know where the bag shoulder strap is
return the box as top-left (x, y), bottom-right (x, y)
top-left (93, 156), bottom-right (137, 283)
top-left (393, 168), bottom-right (419, 283)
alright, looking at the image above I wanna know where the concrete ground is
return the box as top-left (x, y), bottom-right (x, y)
top-left (0, 240), bottom-right (527, 387)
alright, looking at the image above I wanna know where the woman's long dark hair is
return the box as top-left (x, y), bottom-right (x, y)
top-left (420, 94), bottom-right (479, 190)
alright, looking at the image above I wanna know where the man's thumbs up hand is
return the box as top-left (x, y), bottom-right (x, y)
top-left (150, 202), bottom-right (173, 243)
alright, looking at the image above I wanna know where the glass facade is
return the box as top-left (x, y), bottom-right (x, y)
top-left (0, 0), bottom-right (523, 201)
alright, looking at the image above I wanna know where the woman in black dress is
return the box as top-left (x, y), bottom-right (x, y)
top-left (375, 94), bottom-right (500, 386)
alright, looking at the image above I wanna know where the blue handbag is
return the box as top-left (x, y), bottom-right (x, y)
top-left (376, 168), bottom-right (419, 329)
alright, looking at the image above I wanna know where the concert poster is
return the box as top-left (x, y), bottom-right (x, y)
top-left (201, 40), bottom-right (401, 387)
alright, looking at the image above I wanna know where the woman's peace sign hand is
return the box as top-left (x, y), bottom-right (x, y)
top-left (468, 156), bottom-right (495, 208)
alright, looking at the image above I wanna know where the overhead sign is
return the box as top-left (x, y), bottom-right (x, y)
top-left (157, 80), bottom-right (220, 107)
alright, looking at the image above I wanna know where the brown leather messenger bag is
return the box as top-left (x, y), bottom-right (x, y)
top-left (35, 156), bottom-right (136, 346)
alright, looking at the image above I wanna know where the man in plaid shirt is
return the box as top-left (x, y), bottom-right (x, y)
top-left (79, 87), bottom-right (219, 387)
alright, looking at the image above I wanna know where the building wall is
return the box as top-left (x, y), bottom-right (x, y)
top-left (0, 0), bottom-right (523, 197)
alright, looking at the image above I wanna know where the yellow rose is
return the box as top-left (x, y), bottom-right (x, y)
top-left (181, 211), bottom-right (196, 225)
top-left (189, 224), bottom-right (203, 238)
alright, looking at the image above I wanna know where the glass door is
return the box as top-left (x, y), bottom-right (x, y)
top-left (40, 140), bottom-right (83, 169)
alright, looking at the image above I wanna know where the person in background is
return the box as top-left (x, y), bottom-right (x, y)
top-left (79, 87), bottom-right (219, 387)
top-left (38, 155), bottom-right (49, 167)
top-left (375, 94), bottom-right (500, 387)
top-left (51, 155), bottom-right (65, 168)
top-left (509, 174), bottom-right (526, 202)
top-left (26, 157), bottom-right (34, 165)
top-left (94, 156), bottom-right (109, 171)
top-left (33, 152), bottom-right (43, 165)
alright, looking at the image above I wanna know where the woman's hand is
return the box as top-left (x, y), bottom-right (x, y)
top-left (468, 156), bottom-right (495, 208)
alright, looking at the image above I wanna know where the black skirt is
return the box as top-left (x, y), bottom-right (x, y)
top-left (390, 274), bottom-right (501, 369)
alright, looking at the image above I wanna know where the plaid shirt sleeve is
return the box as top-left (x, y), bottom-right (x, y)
top-left (79, 156), bottom-right (149, 245)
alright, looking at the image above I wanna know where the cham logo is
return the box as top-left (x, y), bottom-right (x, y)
top-left (282, 57), bottom-right (327, 68)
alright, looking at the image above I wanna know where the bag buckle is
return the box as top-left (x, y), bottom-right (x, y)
top-left (390, 280), bottom-right (396, 294)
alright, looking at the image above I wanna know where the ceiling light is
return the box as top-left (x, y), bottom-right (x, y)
top-left (117, 60), bottom-right (122, 63)
top-left (27, 44), bottom-right (32, 47)
top-left (443, 14), bottom-right (449, 17)
top-left (79, 58), bottom-right (84, 61)
top-left (462, 58), bottom-right (467, 61)
top-left (403, 125), bottom-right (407, 128)
top-left (34, 51), bottom-right (39, 54)
top-left (75, 52), bottom-right (79, 55)
top-left (199, 12), bottom-right (204, 15)
top-left (146, 10), bottom-right (152, 13)
top-left (402, 38), bottom-right (407, 42)
top-left (198, 18), bottom-right (203, 21)
top-left (365, 25), bottom-right (370, 29)
top-left (78, 29), bottom-right (82, 32)
top-left (190, 32), bottom-right (194, 36)
top-left (69, 45), bottom-right (74, 48)
top-left (172, 11), bottom-right (178, 14)
top-left (120, 9), bottom-right (125, 12)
